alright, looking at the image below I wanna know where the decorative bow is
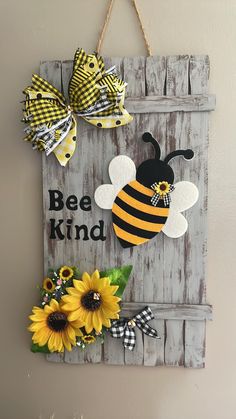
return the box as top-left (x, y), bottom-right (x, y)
top-left (22, 48), bottom-right (133, 166)
top-left (151, 181), bottom-right (175, 207)
top-left (110, 306), bottom-right (160, 351)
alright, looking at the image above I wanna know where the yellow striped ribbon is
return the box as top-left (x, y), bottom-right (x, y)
top-left (22, 48), bottom-right (133, 166)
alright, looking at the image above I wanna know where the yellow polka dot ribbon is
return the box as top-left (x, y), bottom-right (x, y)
top-left (22, 48), bottom-right (133, 166)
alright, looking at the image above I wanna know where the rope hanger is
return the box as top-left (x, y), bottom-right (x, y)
top-left (96, 0), bottom-right (152, 56)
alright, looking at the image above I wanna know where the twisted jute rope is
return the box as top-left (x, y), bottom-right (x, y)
top-left (96, 0), bottom-right (152, 56)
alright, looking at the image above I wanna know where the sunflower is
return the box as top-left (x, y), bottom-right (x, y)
top-left (153, 181), bottom-right (171, 196)
top-left (59, 265), bottom-right (74, 281)
top-left (43, 277), bottom-right (56, 293)
top-left (28, 299), bottom-right (83, 352)
top-left (82, 335), bottom-right (96, 344)
top-left (62, 270), bottom-right (121, 333)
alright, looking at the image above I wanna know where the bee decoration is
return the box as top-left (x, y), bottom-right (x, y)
top-left (94, 132), bottom-right (199, 249)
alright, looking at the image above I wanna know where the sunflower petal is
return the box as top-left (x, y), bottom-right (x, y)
top-left (73, 279), bottom-right (87, 293)
top-left (50, 299), bottom-right (60, 311)
top-left (62, 332), bottom-right (72, 351)
top-left (82, 272), bottom-right (93, 288)
top-left (92, 270), bottom-right (100, 281)
top-left (93, 311), bottom-right (102, 333)
top-left (28, 321), bottom-right (46, 332)
top-left (53, 332), bottom-right (63, 352)
top-left (68, 309), bottom-right (81, 322)
top-left (48, 332), bottom-right (56, 352)
top-left (84, 312), bottom-right (93, 334)
top-left (33, 327), bottom-right (51, 346)
top-left (66, 324), bottom-right (76, 341)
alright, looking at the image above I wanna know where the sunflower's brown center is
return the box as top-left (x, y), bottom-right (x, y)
top-left (81, 290), bottom-right (102, 311)
top-left (160, 183), bottom-right (167, 191)
top-left (46, 280), bottom-right (53, 290)
top-left (62, 269), bottom-right (70, 278)
top-left (84, 336), bottom-right (94, 342)
top-left (47, 311), bottom-right (68, 332)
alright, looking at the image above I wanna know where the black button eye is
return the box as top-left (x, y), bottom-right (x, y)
top-left (89, 62), bottom-right (94, 68)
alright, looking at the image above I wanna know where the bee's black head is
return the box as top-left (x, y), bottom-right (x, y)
top-left (136, 132), bottom-right (194, 187)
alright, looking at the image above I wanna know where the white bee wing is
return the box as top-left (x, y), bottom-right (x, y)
top-left (162, 209), bottom-right (188, 238)
top-left (162, 181), bottom-right (199, 238)
top-left (109, 155), bottom-right (136, 191)
top-left (94, 155), bottom-right (136, 210)
top-left (94, 184), bottom-right (116, 210)
top-left (170, 181), bottom-right (199, 212)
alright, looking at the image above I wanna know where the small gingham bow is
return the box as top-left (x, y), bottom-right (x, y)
top-left (22, 48), bottom-right (132, 166)
top-left (110, 306), bottom-right (160, 351)
top-left (151, 182), bottom-right (175, 207)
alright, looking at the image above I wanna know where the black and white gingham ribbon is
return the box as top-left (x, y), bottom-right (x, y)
top-left (150, 183), bottom-right (175, 207)
top-left (110, 306), bottom-right (160, 351)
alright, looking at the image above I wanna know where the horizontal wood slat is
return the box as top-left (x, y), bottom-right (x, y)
top-left (125, 94), bottom-right (216, 113)
top-left (120, 303), bottom-right (213, 320)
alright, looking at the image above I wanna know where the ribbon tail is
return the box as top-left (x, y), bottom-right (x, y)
top-left (137, 322), bottom-right (160, 339)
top-left (124, 327), bottom-right (136, 351)
top-left (110, 320), bottom-right (125, 338)
top-left (53, 116), bottom-right (77, 167)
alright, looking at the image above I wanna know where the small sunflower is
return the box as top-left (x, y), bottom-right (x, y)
top-left (82, 335), bottom-right (96, 344)
top-left (153, 181), bottom-right (171, 196)
top-left (59, 265), bottom-right (74, 281)
top-left (62, 270), bottom-right (121, 333)
top-left (43, 277), bottom-right (56, 293)
top-left (28, 299), bottom-right (83, 352)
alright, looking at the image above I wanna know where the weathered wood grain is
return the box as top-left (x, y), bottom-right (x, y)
top-left (183, 55), bottom-right (210, 368)
top-left (143, 56), bottom-right (166, 366)
top-left (164, 55), bottom-right (190, 366)
top-left (185, 320), bottom-right (206, 368)
top-left (40, 55), bottom-right (213, 368)
top-left (120, 303), bottom-right (212, 320)
top-left (125, 94), bottom-right (216, 113)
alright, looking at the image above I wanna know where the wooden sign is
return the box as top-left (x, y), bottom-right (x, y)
top-left (41, 54), bottom-right (215, 368)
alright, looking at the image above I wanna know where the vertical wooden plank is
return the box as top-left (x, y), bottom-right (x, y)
top-left (84, 342), bottom-right (103, 363)
top-left (40, 61), bottom-right (66, 364)
top-left (122, 56), bottom-right (146, 365)
top-left (185, 320), bottom-right (206, 368)
top-left (104, 334), bottom-right (125, 365)
top-left (101, 57), bottom-right (126, 366)
top-left (165, 321), bottom-right (185, 366)
top-left (40, 60), bottom-right (64, 275)
top-left (64, 347), bottom-right (86, 364)
top-left (164, 55), bottom-right (189, 366)
top-left (143, 56), bottom-right (166, 366)
top-left (184, 55), bottom-right (210, 368)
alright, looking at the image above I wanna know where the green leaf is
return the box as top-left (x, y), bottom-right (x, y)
top-left (47, 268), bottom-right (56, 277)
top-left (72, 266), bottom-right (81, 279)
top-left (100, 265), bottom-right (132, 298)
top-left (31, 342), bottom-right (50, 354)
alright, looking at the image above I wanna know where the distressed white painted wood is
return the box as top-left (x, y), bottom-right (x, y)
top-left (40, 55), bottom-right (214, 367)
top-left (164, 55), bottom-right (189, 367)
top-left (121, 303), bottom-right (212, 320)
top-left (125, 94), bottom-right (215, 113)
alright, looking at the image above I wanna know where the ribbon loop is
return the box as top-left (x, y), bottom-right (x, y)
top-left (110, 306), bottom-right (160, 351)
top-left (22, 48), bottom-right (133, 166)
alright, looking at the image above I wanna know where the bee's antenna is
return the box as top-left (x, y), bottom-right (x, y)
top-left (164, 149), bottom-right (194, 164)
top-left (142, 132), bottom-right (161, 160)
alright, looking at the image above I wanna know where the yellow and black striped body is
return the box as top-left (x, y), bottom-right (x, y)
top-left (112, 180), bottom-right (169, 248)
